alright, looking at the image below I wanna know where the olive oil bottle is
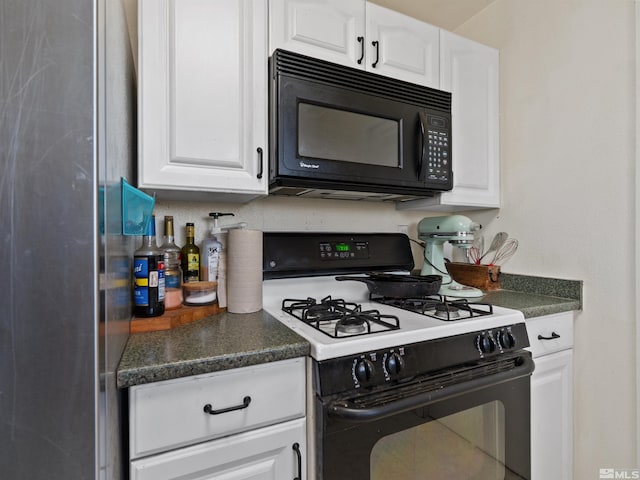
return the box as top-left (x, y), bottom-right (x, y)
top-left (181, 222), bottom-right (200, 283)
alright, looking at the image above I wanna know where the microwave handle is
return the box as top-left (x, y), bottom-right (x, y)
top-left (418, 112), bottom-right (428, 178)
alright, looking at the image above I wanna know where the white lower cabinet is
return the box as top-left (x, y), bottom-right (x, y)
top-left (129, 358), bottom-right (306, 479)
top-left (131, 418), bottom-right (306, 480)
top-left (527, 312), bottom-right (574, 480)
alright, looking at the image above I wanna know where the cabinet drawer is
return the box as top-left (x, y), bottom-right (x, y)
top-left (131, 418), bottom-right (306, 480)
top-left (526, 312), bottom-right (574, 358)
top-left (130, 357), bottom-right (305, 459)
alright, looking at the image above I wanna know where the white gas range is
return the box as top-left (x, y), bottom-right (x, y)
top-left (262, 232), bottom-right (526, 362)
top-left (262, 232), bottom-right (533, 480)
top-left (263, 274), bottom-right (525, 361)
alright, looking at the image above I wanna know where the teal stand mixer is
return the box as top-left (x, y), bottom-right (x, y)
top-left (418, 215), bottom-right (484, 298)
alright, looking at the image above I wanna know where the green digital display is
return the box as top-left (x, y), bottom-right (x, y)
top-left (335, 243), bottom-right (350, 252)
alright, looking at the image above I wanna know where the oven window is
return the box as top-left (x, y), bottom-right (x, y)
top-left (298, 103), bottom-right (399, 167)
top-left (371, 401), bottom-right (506, 480)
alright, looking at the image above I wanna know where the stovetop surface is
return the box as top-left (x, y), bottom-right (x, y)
top-left (263, 274), bottom-right (525, 361)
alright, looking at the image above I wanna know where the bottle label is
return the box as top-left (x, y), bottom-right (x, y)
top-left (206, 246), bottom-right (220, 280)
top-left (165, 270), bottom-right (181, 289)
top-left (134, 257), bottom-right (150, 306)
top-left (187, 253), bottom-right (199, 271)
top-left (158, 261), bottom-right (165, 301)
top-left (133, 256), bottom-right (165, 307)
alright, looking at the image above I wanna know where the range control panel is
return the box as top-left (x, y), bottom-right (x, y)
top-left (319, 241), bottom-right (370, 261)
top-left (316, 323), bottom-right (530, 396)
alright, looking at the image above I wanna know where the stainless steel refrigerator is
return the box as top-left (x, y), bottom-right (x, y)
top-left (1, 0), bottom-right (136, 478)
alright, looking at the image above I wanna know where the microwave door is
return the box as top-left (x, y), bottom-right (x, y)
top-left (277, 76), bottom-right (425, 187)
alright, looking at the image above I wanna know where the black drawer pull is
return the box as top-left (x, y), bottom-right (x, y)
top-left (293, 442), bottom-right (302, 480)
top-left (538, 332), bottom-right (561, 341)
top-left (256, 147), bottom-right (264, 179)
top-left (203, 396), bottom-right (251, 415)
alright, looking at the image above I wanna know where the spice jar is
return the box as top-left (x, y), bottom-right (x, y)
top-left (183, 281), bottom-right (217, 306)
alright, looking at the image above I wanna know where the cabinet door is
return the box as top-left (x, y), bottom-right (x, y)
top-left (366, 3), bottom-right (439, 88)
top-left (396, 31), bottom-right (499, 211)
top-left (531, 349), bottom-right (573, 480)
top-left (269, 0), bottom-right (365, 68)
top-left (439, 31), bottom-right (500, 208)
top-left (138, 0), bottom-right (267, 199)
top-left (131, 418), bottom-right (306, 480)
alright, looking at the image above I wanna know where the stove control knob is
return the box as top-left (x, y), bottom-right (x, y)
top-left (477, 333), bottom-right (496, 354)
top-left (385, 352), bottom-right (405, 377)
top-left (497, 330), bottom-right (516, 350)
top-left (355, 358), bottom-right (375, 383)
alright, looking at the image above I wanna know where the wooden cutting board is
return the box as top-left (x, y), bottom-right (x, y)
top-left (131, 303), bottom-right (225, 333)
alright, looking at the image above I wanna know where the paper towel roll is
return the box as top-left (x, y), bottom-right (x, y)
top-left (226, 229), bottom-right (263, 313)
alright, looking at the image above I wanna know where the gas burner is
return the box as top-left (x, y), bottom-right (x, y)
top-left (282, 296), bottom-right (400, 338)
top-left (335, 316), bottom-right (368, 335)
top-left (371, 294), bottom-right (493, 321)
top-left (434, 303), bottom-right (460, 319)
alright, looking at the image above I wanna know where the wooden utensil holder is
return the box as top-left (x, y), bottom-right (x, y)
top-left (445, 262), bottom-right (501, 291)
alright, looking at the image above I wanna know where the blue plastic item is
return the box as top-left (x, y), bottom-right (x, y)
top-left (121, 178), bottom-right (155, 236)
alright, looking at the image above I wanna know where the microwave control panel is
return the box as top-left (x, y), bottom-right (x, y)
top-left (426, 114), bottom-right (451, 184)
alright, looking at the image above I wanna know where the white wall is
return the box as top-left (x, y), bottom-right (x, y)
top-left (454, 0), bottom-right (637, 475)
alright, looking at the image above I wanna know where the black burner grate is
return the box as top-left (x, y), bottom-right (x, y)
top-left (282, 295), bottom-right (400, 338)
top-left (371, 294), bottom-right (493, 321)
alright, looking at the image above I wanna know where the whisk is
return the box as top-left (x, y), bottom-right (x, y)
top-left (491, 238), bottom-right (518, 265)
top-left (467, 235), bottom-right (484, 264)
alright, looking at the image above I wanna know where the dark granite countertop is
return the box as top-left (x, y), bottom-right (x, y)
top-left (480, 290), bottom-right (580, 318)
top-left (479, 273), bottom-right (582, 319)
top-left (117, 310), bottom-right (309, 389)
top-left (117, 273), bottom-right (581, 389)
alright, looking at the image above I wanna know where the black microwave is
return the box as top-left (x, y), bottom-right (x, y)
top-left (269, 49), bottom-right (453, 201)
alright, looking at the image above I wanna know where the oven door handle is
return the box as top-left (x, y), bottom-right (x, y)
top-left (328, 355), bottom-right (535, 422)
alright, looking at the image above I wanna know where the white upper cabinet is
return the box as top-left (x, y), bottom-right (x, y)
top-left (365, 3), bottom-right (439, 87)
top-left (269, 0), bottom-right (439, 88)
top-left (269, 0), bottom-right (366, 68)
top-left (138, 0), bottom-right (268, 201)
top-left (398, 30), bottom-right (500, 211)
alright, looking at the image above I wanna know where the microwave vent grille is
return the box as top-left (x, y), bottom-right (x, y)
top-left (272, 49), bottom-right (451, 113)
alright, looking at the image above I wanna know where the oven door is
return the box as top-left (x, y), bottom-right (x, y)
top-left (316, 353), bottom-right (533, 480)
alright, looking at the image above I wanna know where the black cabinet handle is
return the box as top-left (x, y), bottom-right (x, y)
top-left (538, 332), bottom-right (561, 341)
top-left (257, 147), bottom-right (264, 179)
top-left (203, 396), bottom-right (251, 415)
top-left (371, 40), bottom-right (380, 68)
top-left (293, 442), bottom-right (302, 480)
top-left (357, 36), bottom-right (364, 64)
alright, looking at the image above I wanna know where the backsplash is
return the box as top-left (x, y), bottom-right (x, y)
top-left (152, 195), bottom-right (440, 267)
